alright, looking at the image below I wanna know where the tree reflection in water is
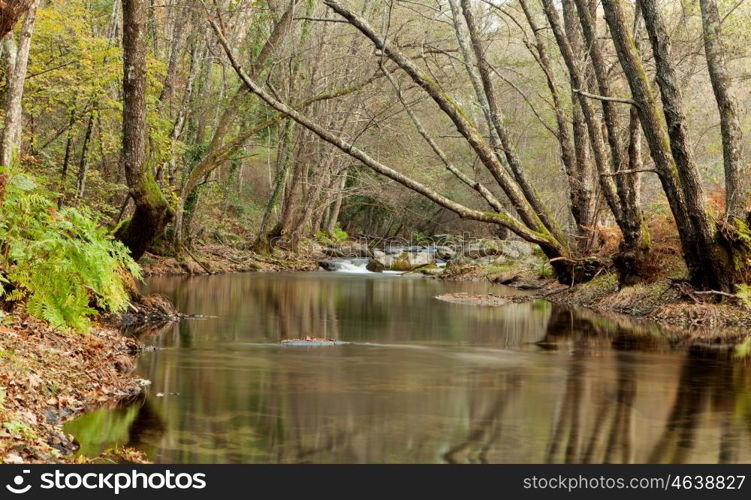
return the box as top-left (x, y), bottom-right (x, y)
top-left (66, 273), bottom-right (751, 463)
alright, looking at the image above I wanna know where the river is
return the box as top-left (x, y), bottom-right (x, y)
top-left (66, 270), bottom-right (751, 463)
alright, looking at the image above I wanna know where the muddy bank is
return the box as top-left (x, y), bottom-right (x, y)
top-left (0, 313), bottom-right (148, 463)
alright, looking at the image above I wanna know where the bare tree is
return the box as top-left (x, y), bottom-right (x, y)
top-left (600, 0), bottom-right (741, 291)
top-left (205, 3), bottom-right (578, 270)
top-left (699, 0), bottom-right (747, 222)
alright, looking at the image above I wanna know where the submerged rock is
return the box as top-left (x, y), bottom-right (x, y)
top-left (433, 292), bottom-right (527, 306)
top-left (366, 259), bottom-right (385, 272)
top-left (318, 260), bottom-right (339, 271)
top-left (281, 337), bottom-right (349, 346)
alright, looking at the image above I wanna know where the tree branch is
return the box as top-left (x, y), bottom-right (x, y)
top-left (573, 88), bottom-right (639, 107)
top-left (201, 1), bottom-right (559, 249)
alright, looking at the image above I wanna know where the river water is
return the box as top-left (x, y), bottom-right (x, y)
top-left (66, 271), bottom-right (751, 463)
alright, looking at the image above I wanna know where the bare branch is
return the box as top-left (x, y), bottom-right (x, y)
top-left (573, 88), bottom-right (639, 107)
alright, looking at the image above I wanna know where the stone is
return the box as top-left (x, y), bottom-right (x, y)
top-left (435, 246), bottom-right (456, 260)
top-left (370, 248), bottom-right (436, 271)
top-left (318, 260), bottom-right (339, 271)
top-left (366, 259), bottom-right (385, 272)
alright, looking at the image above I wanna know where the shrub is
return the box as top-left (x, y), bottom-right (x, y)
top-left (315, 224), bottom-right (348, 245)
top-left (0, 172), bottom-right (141, 330)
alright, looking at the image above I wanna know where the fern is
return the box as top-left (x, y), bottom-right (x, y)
top-left (0, 172), bottom-right (141, 330)
top-left (736, 284), bottom-right (751, 310)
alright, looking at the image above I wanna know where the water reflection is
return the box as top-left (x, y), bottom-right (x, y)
top-left (66, 273), bottom-right (751, 463)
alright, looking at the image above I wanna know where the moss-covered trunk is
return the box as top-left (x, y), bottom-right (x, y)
top-left (115, 0), bottom-right (172, 260)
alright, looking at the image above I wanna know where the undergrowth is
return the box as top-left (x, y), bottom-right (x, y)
top-left (0, 172), bottom-right (141, 330)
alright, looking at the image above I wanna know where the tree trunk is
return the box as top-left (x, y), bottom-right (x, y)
top-left (0, 0), bottom-right (35, 40)
top-left (569, 0), bottom-right (649, 281)
top-left (518, 0), bottom-right (595, 243)
top-left (325, 170), bottom-right (348, 235)
top-left (74, 113), bottom-right (95, 203)
top-left (0, 0), bottom-right (38, 182)
top-left (115, 0), bottom-right (173, 260)
top-left (460, 0), bottom-right (565, 243)
top-left (541, 0), bottom-right (623, 227)
top-left (601, 0), bottom-right (734, 291)
top-left (253, 119), bottom-right (294, 253)
top-left (699, 0), bottom-right (747, 221)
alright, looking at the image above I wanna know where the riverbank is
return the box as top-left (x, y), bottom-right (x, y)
top-left (0, 312), bottom-right (146, 463)
top-left (140, 242), bottom-right (322, 276)
top-left (440, 257), bottom-right (751, 339)
top-left (0, 291), bottom-right (181, 464)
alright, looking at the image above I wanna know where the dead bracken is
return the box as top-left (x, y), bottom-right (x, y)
top-left (0, 312), bottom-right (147, 464)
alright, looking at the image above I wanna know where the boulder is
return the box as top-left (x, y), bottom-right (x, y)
top-left (501, 240), bottom-right (534, 259)
top-left (462, 239), bottom-right (504, 258)
top-left (318, 260), bottom-right (339, 271)
top-left (366, 259), bottom-right (385, 272)
top-left (435, 246), bottom-right (456, 260)
top-left (461, 239), bottom-right (535, 260)
top-left (370, 249), bottom-right (435, 271)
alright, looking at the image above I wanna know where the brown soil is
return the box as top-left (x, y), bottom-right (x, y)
top-left (0, 312), bottom-right (149, 463)
top-left (140, 242), bottom-right (324, 277)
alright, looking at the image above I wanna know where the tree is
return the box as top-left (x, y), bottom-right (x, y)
top-left (0, 0), bottom-right (35, 40)
top-left (600, 0), bottom-right (742, 291)
top-left (114, 0), bottom-right (172, 260)
top-left (205, 0), bottom-right (590, 282)
top-left (540, 0), bottom-right (648, 283)
top-left (699, 0), bottom-right (748, 222)
top-left (0, 0), bottom-right (38, 193)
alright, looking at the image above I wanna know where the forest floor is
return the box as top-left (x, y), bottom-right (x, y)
top-left (0, 296), bottom-right (179, 464)
top-left (140, 242), bottom-right (323, 276)
top-left (0, 312), bottom-right (147, 463)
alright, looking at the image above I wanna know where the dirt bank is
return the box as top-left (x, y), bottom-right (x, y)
top-left (542, 274), bottom-right (751, 339)
top-left (440, 258), bottom-right (751, 340)
top-left (140, 242), bottom-right (323, 276)
top-left (0, 312), bottom-right (148, 463)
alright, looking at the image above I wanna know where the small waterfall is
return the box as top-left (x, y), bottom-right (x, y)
top-left (320, 258), bottom-right (371, 273)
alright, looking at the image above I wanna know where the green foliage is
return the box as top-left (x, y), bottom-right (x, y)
top-left (538, 262), bottom-right (554, 279)
top-left (0, 172), bottom-right (141, 330)
top-left (3, 422), bottom-right (35, 439)
top-left (315, 225), bottom-right (348, 245)
top-left (734, 336), bottom-right (751, 359)
top-left (736, 284), bottom-right (751, 309)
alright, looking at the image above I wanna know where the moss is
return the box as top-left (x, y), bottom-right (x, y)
top-left (582, 273), bottom-right (619, 292)
top-left (390, 252), bottom-right (413, 271)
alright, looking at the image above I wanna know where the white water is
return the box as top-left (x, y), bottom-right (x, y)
top-left (335, 258), bottom-right (371, 273)
top-left (321, 257), bottom-right (403, 275)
